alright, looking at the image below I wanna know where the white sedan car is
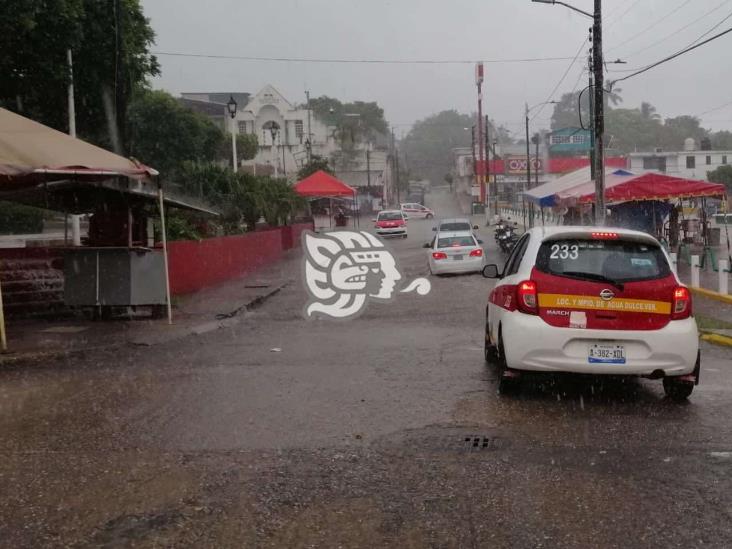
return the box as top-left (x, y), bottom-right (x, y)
top-left (482, 226), bottom-right (700, 399)
top-left (426, 231), bottom-right (485, 275)
top-left (401, 203), bottom-right (434, 219)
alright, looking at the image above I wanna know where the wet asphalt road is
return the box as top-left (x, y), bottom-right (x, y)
top-left (1, 189), bottom-right (732, 548)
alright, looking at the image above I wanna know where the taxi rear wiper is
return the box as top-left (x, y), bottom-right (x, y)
top-left (559, 271), bottom-right (625, 291)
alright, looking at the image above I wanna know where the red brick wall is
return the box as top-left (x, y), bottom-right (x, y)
top-left (167, 231), bottom-right (283, 295)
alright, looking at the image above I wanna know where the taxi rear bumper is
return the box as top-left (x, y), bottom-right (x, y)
top-left (501, 312), bottom-right (699, 376)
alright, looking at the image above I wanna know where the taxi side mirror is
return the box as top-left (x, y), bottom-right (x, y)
top-left (482, 264), bottom-right (500, 279)
top-left (473, 225), bottom-right (479, 230)
top-left (423, 243), bottom-right (431, 249)
top-left (477, 239), bottom-right (484, 244)
top-left (371, 218), bottom-right (377, 222)
top-left (432, 227), bottom-right (437, 231)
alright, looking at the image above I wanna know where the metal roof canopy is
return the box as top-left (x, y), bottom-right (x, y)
top-left (0, 177), bottom-right (220, 216)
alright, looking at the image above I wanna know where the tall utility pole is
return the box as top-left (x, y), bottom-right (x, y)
top-left (476, 63), bottom-right (486, 206)
top-left (305, 90), bottom-right (312, 163)
top-left (532, 0), bottom-right (605, 225)
top-left (67, 49), bottom-right (81, 246)
top-left (525, 103), bottom-right (533, 228)
top-left (366, 145), bottom-right (371, 189)
top-left (471, 125), bottom-right (478, 192)
top-left (588, 44), bottom-right (595, 182)
top-left (592, 0), bottom-right (606, 225)
top-left (391, 128), bottom-right (400, 206)
top-left (484, 114), bottom-right (492, 215)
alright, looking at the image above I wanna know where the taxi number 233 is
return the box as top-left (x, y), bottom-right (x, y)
top-left (550, 244), bottom-right (579, 260)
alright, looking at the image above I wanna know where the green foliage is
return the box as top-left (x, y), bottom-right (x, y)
top-left (551, 91), bottom-right (591, 130)
top-left (0, 202), bottom-right (45, 234)
top-left (127, 90), bottom-right (224, 176)
top-left (309, 96), bottom-right (388, 145)
top-left (401, 110), bottom-right (510, 186)
top-left (174, 163), bottom-right (304, 235)
top-left (297, 155), bottom-right (334, 180)
top-left (0, 0), bottom-right (160, 151)
top-left (165, 211), bottom-right (203, 241)
top-left (550, 92), bottom-right (732, 155)
top-left (707, 165), bottom-right (732, 194)
top-left (236, 133), bottom-right (259, 161)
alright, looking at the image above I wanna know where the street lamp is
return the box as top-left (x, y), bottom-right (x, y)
top-left (531, 0), bottom-right (591, 17)
top-left (265, 122), bottom-right (281, 178)
top-left (532, 0), bottom-right (606, 225)
top-left (226, 96), bottom-right (238, 172)
top-left (524, 101), bottom-right (557, 228)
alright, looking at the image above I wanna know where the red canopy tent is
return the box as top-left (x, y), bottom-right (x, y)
top-left (294, 170), bottom-right (358, 228)
top-left (294, 170), bottom-right (356, 197)
top-left (577, 172), bottom-right (726, 204)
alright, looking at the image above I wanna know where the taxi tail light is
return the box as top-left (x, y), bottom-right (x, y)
top-left (469, 248), bottom-right (483, 257)
top-left (591, 231), bottom-right (619, 240)
top-left (516, 280), bottom-right (539, 315)
top-left (671, 286), bottom-right (692, 320)
top-left (432, 252), bottom-right (447, 260)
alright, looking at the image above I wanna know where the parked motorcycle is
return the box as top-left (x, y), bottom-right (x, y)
top-left (494, 220), bottom-right (519, 253)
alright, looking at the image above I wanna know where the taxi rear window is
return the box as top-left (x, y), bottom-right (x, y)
top-left (535, 238), bottom-right (670, 283)
top-left (378, 212), bottom-right (403, 220)
top-left (438, 236), bottom-right (475, 247)
top-left (439, 222), bottom-right (471, 232)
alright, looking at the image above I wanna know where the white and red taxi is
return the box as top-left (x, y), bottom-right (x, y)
top-left (374, 209), bottom-right (408, 238)
top-left (482, 226), bottom-right (700, 399)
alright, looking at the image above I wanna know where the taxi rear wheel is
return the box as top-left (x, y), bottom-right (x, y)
top-left (496, 332), bottom-right (520, 395)
top-left (484, 313), bottom-right (497, 363)
top-left (663, 377), bottom-right (694, 400)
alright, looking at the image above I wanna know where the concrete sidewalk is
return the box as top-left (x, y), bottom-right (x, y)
top-left (1, 249), bottom-right (303, 365)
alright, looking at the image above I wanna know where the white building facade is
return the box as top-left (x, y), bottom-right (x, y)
top-left (629, 140), bottom-right (731, 180)
top-left (226, 85), bottom-right (340, 177)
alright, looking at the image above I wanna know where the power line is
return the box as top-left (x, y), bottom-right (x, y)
top-left (605, 0), bottom-right (643, 31)
top-left (696, 99), bottom-right (732, 117)
top-left (606, 0), bottom-right (693, 53)
top-left (531, 39), bottom-right (586, 122)
top-left (609, 25), bottom-right (732, 86)
top-left (619, 0), bottom-right (731, 59)
top-left (151, 51), bottom-right (578, 65)
top-left (609, 7), bottom-right (732, 74)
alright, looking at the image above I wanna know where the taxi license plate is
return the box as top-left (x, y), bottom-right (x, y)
top-left (588, 343), bottom-right (626, 364)
top-left (453, 255), bottom-right (463, 260)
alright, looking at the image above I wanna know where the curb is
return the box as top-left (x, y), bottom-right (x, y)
top-left (691, 286), bottom-right (732, 305)
top-left (0, 283), bottom-right (289, 365)
top-left (700, 332), bottom-right (732, 348)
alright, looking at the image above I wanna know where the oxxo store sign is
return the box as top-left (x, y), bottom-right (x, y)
top-left (505, 156), bottom-right (543, 175)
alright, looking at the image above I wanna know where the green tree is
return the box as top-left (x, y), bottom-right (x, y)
top-left (707, 165), bottom-right (732, 195)
top-left (402, 110), bottom-right (492, 185)
top-left (605, 107), bottom-right (663, 153)
top-left (127, 90), bottom-right (224, 176)
top-left (712, 131), bottom-right (732, 150)
top-left (0, 0), bottom-right (159, 150)
top-left (550, 91), bottom-right (590, 130)
top-left (309, 96), bottom-right (388, 143)
top-left (659, 115), bottom-right (708, 151)
top-left (640, 101), bottom-right (660, 121)
top-left (297, 155), bottom-right (334, 180)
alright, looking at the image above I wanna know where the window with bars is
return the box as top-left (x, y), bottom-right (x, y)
top-left (295, 120), bottom-right (304, 141)
top-left (237, 121), bottom-right (247, 134)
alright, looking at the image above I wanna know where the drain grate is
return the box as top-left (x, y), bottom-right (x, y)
top-left (463, 435), bottom-right (499, 450)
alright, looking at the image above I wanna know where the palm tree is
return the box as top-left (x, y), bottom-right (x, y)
top-left (603, 86), bottom-right (623, 108)
top-left (640, 101), bottom-right (661, 121)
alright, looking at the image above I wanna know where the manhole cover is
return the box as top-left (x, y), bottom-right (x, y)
top-left (463, 435), bottom-right (500, 450)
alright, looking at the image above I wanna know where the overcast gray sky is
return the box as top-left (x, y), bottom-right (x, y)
top-left (142, 0), bottom-right (732, 137)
